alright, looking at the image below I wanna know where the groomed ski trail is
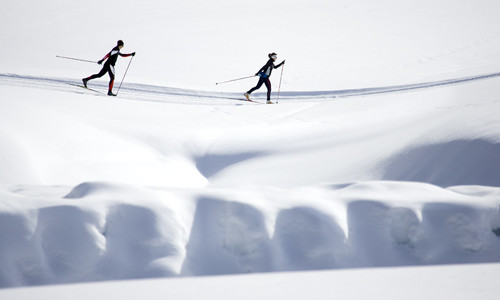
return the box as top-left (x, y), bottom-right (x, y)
top-left (2, 72), bottom-right (500, 105)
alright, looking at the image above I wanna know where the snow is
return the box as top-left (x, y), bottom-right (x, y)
top-left (2, 0), bottom-right (500, 299)
top-left (2, 264), bottom-right (500, 300)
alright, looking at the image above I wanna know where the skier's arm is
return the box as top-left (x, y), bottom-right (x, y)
top-left (256, 62), bottom-right (271, 76)
top-left (120, 52), bottom-right (136, 57)
top-left (255, 65), bottom-right (266, 76)
top-left (274, 60), bottom-right (285, 68)
top-left (98, 52), bottom-right (110, 65)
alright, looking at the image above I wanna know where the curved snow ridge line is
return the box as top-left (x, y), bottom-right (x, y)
top-left (1, 181), bottom-right (500, 287)
top-left (0, 73), bottom-right (245, 103)
top-left (0, 73), bottom-right (222, 104)
top-left (277, 71), bottom-right (500, 99)
top-left (2, 72), bottom-right (500, 102)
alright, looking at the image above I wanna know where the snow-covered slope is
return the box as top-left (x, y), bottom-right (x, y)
top-left (1, 0), bottom-right (500, 298)
top-left (2, 263), bottom-right (500, 300)
top-left (1, 73), bottom-right (499, 289)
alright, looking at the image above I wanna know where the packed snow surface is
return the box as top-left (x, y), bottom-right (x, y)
top-left (2, 0), bottom-right (500, 298)
top-left (2, 263), bottom-right (500, 300)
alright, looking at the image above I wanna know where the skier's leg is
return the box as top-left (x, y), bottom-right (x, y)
top-left (264, 79), bottom-right (272, 100)
top-left (247, 77), bottom-right (265, 94)
top-left (85, 66), bottom-right (108, 81)
top-left (83, 66), bottom-right (108, 88)
top-left (107, 65), bottom-right (115, 94)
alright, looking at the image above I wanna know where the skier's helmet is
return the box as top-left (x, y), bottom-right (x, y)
top-left (117, 40), bottom-right (124, 46)
top-left (268, 52), bottom-right (277, 59)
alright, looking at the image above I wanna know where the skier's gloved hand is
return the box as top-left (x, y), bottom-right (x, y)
top-left (132, 52), bottom-right (136, 56)
top-left (98, 60), bottom-right (103, 65)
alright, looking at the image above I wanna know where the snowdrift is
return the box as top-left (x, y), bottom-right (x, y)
top-left (1, 181), bottom-right (500, 287)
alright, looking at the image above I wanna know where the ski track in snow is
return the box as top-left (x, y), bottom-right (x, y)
top-left (3, 71), bottom-right (500, 104)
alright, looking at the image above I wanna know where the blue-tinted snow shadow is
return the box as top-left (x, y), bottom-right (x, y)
top-left (381, 139), bottom-right (500, 187)
top-left (194, 152), bottom-right (265, 179)
top-left (180, 197), bottom-right (273, 276)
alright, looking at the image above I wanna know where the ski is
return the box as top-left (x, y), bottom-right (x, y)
top-left (246, 94), bottom-right (271, 104)
top-left (224, 97), bottom-right (262, 104)
top-left (248, 99), bottom-right (274, 104)
top-left (243, 93), bottom-right (274, 104)
top-left (243, 98), bottom-right (273, 104)
top-left (69, 83), bottom-right (104, 95)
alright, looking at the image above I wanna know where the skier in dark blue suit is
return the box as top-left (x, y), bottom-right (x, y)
top-left (245, 52), bottom-right (285, 104)
top-left (83, 40), bottom-right (135, 96)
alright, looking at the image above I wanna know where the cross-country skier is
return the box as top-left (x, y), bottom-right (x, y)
top-left (82, 40), bottom-right (135, 96)
top-left (245, 52), bottom-right (285, 104)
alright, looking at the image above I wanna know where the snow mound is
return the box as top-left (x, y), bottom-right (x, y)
top-left (64, 182), bottom-right (119, 199)
top-left (1, 182), bottom-right (500, 287)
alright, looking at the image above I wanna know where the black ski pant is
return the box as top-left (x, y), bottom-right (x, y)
top-left (85, 64), bottom-right (115, 92)
top-left (247, 77), bottom-right (271, 100)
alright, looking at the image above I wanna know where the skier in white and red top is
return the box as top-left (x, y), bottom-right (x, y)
top-left (83, 40), bottom-right (135, 96)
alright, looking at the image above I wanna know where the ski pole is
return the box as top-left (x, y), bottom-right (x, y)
top-left (116, 56), bottom-right (134, 96)
top-left (216, 75), bottom-right (256, 85)
top-left (276, 61), bottom-right (285, 104)
top-left (56, 55), bottom-right (97, 64)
